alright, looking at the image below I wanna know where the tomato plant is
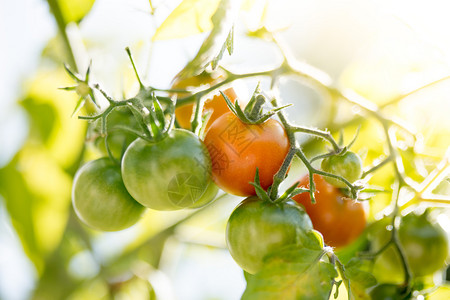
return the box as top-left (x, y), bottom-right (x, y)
top-left (92, 106), bottom-right (137, 159)
top-left (371, 212), bottom-right (449, 281)
top-left (121, 128), bottom-right (215, 210)
top-left (11, 1), bottom-right (448, 299)
top-left (321, 150), bottom-right (363, 188)
top-left (72, 157), bottom-right (145, 231)
top-left (293, 174), bottom-right (367, 248)
top-left (369, 284), bottom-right (410, 300)
top-left (172, 71), bottom-right (238, 131)
top-left (203, 112), bottom-right (290, 196)
top-left (226, 196), bottom-right (314, 274)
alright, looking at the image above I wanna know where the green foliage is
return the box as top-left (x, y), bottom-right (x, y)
top-left (177, 0), bottom-right (241, 78)
top-left (152, 0), bottom-right (221, 41)
top-left (2, 1), bottom-right (450, 299)
top-left (343, 258), bottom-right (377, 300)
top-left (58, 0), bottom-right (95, 23)
top-left (243, 246), bottom-right (337, 300)
top-left (50, 0), bottom-right (96, 24)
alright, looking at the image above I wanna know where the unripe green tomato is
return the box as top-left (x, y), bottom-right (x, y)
top-left (369, 284), bottom-right (410, 300)
top-left (188, 180), bottom-right (219, 209)
top-left (371, 212), bottom-right (449, 282)
top-left (72, 158), bottom-right (145, 231)
top-left (321, 151), bottom-right (362, 188)
top-left (121, 129), bottom-right (215, 210)
top-left (226, 197), bottom-right (313, 274)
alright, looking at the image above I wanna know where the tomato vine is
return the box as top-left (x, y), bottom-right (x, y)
top-left (52, 1), bottom-right (450, 298)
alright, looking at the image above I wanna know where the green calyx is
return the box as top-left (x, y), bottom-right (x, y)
top-left (250, 168), bottom-right (309, 204)
top-left (72, 48), bottom-right (176, 149)
top-left (60, 62), bottom-right (99, 116)
top-left (223, 83), bottom-right (291, 125)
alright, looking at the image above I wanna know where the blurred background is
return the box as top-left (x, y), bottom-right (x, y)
top-left (1, 0), bottom-right (450, 299)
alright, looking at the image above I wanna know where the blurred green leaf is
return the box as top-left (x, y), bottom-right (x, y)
top-left (428, 284), bottom-right (450, 300)
top-left (211, 26), bottom-right (233, 69)
top-left (152, 0), bottom-right (221, 41)
top-left (21, 98), bottom-right (58, 144)
top-left (0, 158), bottom-right (42, 270)
top-left (177, 0), bottom-right (242, 78)
top-left (51, 0), bottom-right (96, 24)
top-left (242, 246), bottom-right (337, 300)
top-left (344, 258), bottom-right (377, 300)
top-left (0, 69), bottom-right (86, 275)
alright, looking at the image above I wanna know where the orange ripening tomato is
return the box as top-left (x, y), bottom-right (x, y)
top-left (292, 174), bottom-right (366, 248)
top-left (203, 112), bottom-right (290, 197)
top-left (171, 72), bottom-right (238, 130)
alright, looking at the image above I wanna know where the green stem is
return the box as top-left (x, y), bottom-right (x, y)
top-left (175, 69), bottom-right (278, 107)
top-left (379, 75), bottom-right (450, 109)
top-left (330, 252), bottom-right (352, 300)
top-left (390, 181), bottom-right (412, 287)
top-left (126, 99), bottom-right (152, 139)
top-left (47, 0), bottom-right (77, 71)
top-left (267, 97), bottom-right (298, 199)
top-left (361, 156), bottom-right (393, 178)
top-left (290, 126), bottom-right (341, 152)
top-left (191, 96), bottom-right (203, 135)
top-left (269, 147), bottom-right (297, 200)
top-left (382, 123), bottom-right (407, 186)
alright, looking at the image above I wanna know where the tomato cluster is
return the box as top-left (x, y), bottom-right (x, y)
top-left (69, 66), bottom-right (449, 300)
top-left (73, 129), bottom-right (219, 232)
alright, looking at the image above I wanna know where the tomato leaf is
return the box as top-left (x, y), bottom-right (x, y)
top-left (211, 26), bottom-right (234, 69)
top-left (250, 168), bottom-right (271, 202)
top-left (48, 0), bottom-right (95, 24)
top-left (342, 258), bottom-right (377, 300)
top-left (428, 284), bottom-right (450, 299)
top-left (243, 247), bottom-right (337, 300)
top-left (152, 0), bottom-right (221, 41)
top-left (177, 0), bottom-right (242, 78)
top-left (71, 97), bottom-right (86, 117)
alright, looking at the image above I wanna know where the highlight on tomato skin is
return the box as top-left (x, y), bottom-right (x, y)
top-left (292, 174), bottom-right (367, 248)
top-left (171, 71), bottom-right (239, 131)
top-left (121, 128), bottom-right (216, 211)
top-left (203, 112), bottom-right (290, 197)
top-left (226, 196), bottom-right (313, 274)
top-left (72, 157), bottom-right (145, 232)
top-left (321, 150), bottom-right (363, 188)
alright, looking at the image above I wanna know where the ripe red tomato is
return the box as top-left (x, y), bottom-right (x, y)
top-left (172, 72), bottom-right (238, 131)
top-left (293, 174), bottom-right (366, 248)
top-left (203, 112), bottom-right (290, 196)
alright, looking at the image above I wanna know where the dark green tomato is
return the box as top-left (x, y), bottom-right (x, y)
top-left (121, 129), bottom-right (214, 210)
top-left (226, 197), bottom-right (313, 274)
top-left (93, 107), bottom-right (137, 159)
top-left (372, 212), bottom-right (449, 282)
top-left (72, 158), bottom-right (145, 231)
top-left (369, 284), bottom-right (410, 300)
top-left (321, 151), bottom-right (362, 188)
